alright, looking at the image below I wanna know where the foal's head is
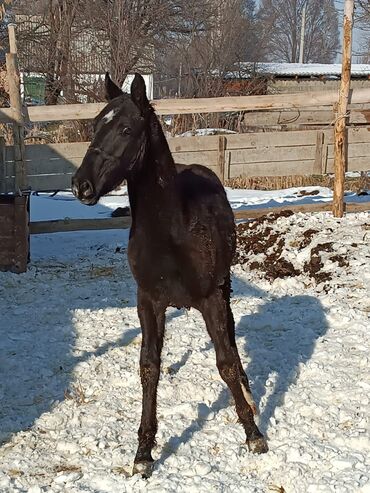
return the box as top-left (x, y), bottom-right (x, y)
top-left (72, 73), bottom-right (151, 205)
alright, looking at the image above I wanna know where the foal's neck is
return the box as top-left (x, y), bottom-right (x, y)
top-left (127, 111), bottom-right (177, 222)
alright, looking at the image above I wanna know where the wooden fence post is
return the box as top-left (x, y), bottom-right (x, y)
top-left (0, 137), bottom-right (5, 194)
top-left (314, 131), bottom-right (325, 174)
top-left (6, 24), bottom-right (27, 192)
top-left (218, 135), bottom-right (227, 184)
top-left (333, 0), bottom-right (354, 218)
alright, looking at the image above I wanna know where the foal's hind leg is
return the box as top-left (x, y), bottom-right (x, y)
top-left (226, 303), bottom-right (258, 417)
top-left (133, 289), bottom-right (166, 477)
top-left (200, 289), bottom-right (268, 454)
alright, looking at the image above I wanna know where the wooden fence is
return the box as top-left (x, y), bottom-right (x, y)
top-left (1, 127), bottom-right (369, 193)
top-left (1, 87), bottom-right (370, 123)
top-left (1, 85), bottom-right (370, 233)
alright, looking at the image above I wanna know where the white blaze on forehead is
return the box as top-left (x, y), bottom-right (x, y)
top-left (103, 109), bottom-right (116, 124)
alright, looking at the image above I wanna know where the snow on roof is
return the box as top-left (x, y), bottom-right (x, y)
top-left (226, 62), bottom-right (370, 78)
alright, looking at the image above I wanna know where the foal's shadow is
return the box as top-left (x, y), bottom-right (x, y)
top-left (0, 194), bottom-right (140, 445)
top-left (159, 275), bottom-right (328, 464)
top-left (237, 290), bottom-right (329, 434)
top-left (0, 225), bottom-right (188, 445)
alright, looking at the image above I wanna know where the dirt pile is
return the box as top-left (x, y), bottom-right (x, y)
top-left (234, 211), bottom-right (351, 285)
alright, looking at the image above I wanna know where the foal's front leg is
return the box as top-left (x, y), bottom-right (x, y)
top-left (133, 289), bottom-right (165, 477)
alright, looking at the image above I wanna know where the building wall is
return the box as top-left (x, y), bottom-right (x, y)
top-left (267, 78), bottom-right (370, 94)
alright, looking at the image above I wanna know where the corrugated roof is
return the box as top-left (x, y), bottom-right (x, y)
top-left (226, 63), bottom-right (370, 78)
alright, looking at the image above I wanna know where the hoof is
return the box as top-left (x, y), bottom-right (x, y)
top-left (247, 436), bottom-right (269, 454)
top-left (132, 460), bottom-right (154, 478)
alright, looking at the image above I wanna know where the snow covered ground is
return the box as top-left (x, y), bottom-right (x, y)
top-left (1, 189), bottom-right (369, 492)
top-left (29, 186), bottom-right (369, 222)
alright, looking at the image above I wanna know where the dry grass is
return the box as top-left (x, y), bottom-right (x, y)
top-left (225, 174), bottom-right (368, 192)
top-left (0, 120), bottom-right (93, 146)
top-left (54, 464), bottom-right (82, 474)
top-left (0, 123), bottom-right (13, 144)
top-left (64, 382), bottom-right (89, 406)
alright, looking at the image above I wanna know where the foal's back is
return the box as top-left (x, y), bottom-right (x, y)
top-left (174, 163), bottom-right (235, 253)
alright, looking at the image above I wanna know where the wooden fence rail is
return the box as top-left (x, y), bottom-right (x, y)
top-left (1, 127), bottom-right (369, 193)
top-left (1, 87), bottom-right (370, 123)
top-left (29, 200), bottom-right (370, 235)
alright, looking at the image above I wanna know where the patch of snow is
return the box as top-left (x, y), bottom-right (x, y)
top-left (224, 62), bottom-right (370, 78)
top-left (176, 128), bottom-right (237, 137)
top-left (30, 186), bottom-right (369, 223)
top-left (1, 187), bottom-right (370, 492)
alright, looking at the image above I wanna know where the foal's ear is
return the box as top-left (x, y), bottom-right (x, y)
top-left (105, 72), bottom-right (123, 101)
top-left (131, 73), bottom-right (149, 114)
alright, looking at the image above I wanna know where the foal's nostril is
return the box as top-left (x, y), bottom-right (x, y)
top-left (71, 178), bottom-right (94, 201)
top-left (80, 180), bottom-right (93, 197)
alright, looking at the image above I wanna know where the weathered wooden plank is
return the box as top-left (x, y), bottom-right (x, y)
top-left (243, 111), bottom-right (305, 127)
top-left (244, 108), bottom-right (370, 126)
top-left (6, 134), bottom-right (313, 168)
top-left (3, 127), bottom-right (368, 164)
top-left (29, 199), bottom-right (370, 235)
top-left (24, 142), bottom-right (90, 161)
top-left (6, 158), bottom-right (82, 177)
top-left (230, 161), bottom-right (315, 177)
top-left (27, 174), bottom-right (74, 191)
top-left (2, 126), bottom-right (369, 193)
top-left (170, 130), bottom-right (319, 151)
top-left (151, 89), bottom-right (370, 115)
top-left (1, 88), bottom-right (370, 123)
top-left (229, 154), bottom-right (369, 177)
top-left (169, 135), bottom-right (220, 153)
top-left (327, 142), bottom-right (370, 158)
top-left (30, 217), bottom-right (131, 234)
top-left (4, 145), bottom-right (15, 163)
top-left (230, 145), bottom-right (316, 164)
top-left (326, 156), bottom-right (370, 172)
top-left (324, 127), bottom-right (370, 144)
top-left (234, 200), bottom-right (370, 219)
top-left (172, 150), bottom-right (218, 167)
top-left (226, 131), bottom-right (319, 149)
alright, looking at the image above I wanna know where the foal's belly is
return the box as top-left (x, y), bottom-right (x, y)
top-left (128, 244), bottom-right (217, 307)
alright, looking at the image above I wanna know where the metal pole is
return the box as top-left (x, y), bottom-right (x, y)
top-left (299, 2), bottom-right (307, 64)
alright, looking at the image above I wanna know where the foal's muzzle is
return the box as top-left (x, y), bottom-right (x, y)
top-left (71, 177), bottom-right (97, 205)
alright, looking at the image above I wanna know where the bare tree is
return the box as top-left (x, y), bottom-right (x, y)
top-left (257, 0), bottom-right (339, 63)
top-left (355, 0), bottom-right (370, 62)
top-left (156, 0), bottom-right (263, 98)
top-left (0, 0), bottom-right (12, 49)
top-left (9, 0), bottom-right (265, 107)
top-left (12, 0), bottom-right (84, 103)
top-left (12, 0), bottom-right (194, 101)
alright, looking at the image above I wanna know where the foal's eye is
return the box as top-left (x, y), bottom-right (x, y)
top-left (122, 127), bottom-right (132, 135)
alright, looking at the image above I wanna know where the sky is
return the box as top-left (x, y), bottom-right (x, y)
top-left (255, 0), bottom-right (369, 63)
top-left (337, 0), bottom-right (369, 62)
